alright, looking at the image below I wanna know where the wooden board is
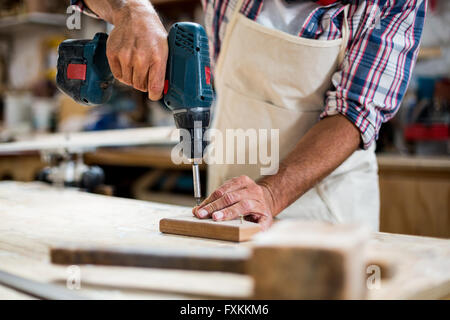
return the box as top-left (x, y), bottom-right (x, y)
top-left (0, 182), bottom-right (449, 299)
top-left (160, 215), bottom-right (262, 242)
top-left (51, 246), bottom-right (250, 274)
top-left (49, 222), bottom-right (374, 299)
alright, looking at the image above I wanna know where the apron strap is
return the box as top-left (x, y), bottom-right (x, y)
top-left (231, 0), bottom-right (246, 16)
top-left (215, 0), bottom-right (246, 77)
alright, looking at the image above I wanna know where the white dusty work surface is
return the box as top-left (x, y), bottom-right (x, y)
top-left (0, 182), bottom-right (449, 299)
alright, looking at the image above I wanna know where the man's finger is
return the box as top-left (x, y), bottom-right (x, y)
top-left (132, 57), bottom-right (149, 92)
top-left (212, 200), bottom-right (262, 222)
top-left (196, 188), bottom-right (254, 218)
top-left (107, 55), bottom-right (122, 80)
top-left (147, 50), bottom-right (167, 101)
top-left (118, 50), bottom-right (133, 85)
top-left (257, 215), bottom-right (272, 231)
top-left (199, 175), bottom-right (254, 208)
top-left (193, 207), bottom-right (212, 219)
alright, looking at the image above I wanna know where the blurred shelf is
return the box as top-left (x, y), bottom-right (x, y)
top-left (84, 146), bottom-right (206, 171)
top-left (377, 154), bottom-right (450, 174)
top-left (377, 153), bottom-right (450, 239)
top-left (417, 46), bottom-right (442, 61)
top-left (0, 12), bottom-right (67, 36)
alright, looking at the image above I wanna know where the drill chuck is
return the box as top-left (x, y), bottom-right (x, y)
top-left (174, 108), bottom-right (209, 205)
top-left (173, 107), bottom-right (210, 160)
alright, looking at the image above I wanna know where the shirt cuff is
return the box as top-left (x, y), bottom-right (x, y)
top-left (70, 0), bottom-right (99, 19)
top-left (320, 95), bottom-right (377, 150)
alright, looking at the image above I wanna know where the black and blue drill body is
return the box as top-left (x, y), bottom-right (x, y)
top-left (56, 22), bottom-right (214, 203)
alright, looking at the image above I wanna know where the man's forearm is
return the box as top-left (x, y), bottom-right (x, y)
top-left (84, 0), bottom-right (154, 24)
top-left (258, 115), bottom-right (361, 216)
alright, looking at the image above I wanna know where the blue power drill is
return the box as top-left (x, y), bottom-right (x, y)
top-left (56, 22), bottom-right (214, 204)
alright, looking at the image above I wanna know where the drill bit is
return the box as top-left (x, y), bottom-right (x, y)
top-left (192, 161), bottom-right (201, 206)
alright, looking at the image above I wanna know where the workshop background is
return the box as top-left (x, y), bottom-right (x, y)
top-left (0, 0), bottom-right (448, 238)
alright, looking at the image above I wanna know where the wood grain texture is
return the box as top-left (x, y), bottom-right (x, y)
top-left (160, 215), bottom-right (262, 242)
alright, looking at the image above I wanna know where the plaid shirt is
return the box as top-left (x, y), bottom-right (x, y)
top-left (71, 0), bottom-right (426, 149)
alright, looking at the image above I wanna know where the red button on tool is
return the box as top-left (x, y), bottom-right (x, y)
top-left (205, 66), bottom-right (211, 85)
top-left (164, 79), bottom-right (169, 94)
top-left (67, 63), bottom-right (87, 80)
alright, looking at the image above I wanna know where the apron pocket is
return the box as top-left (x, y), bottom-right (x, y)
top-left (220, 83), bottom-right (324, 114)
top-left (214, 84), bottom-right (322, 134)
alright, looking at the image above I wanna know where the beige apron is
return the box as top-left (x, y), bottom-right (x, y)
top-left (207, 0), bottom-right (380, 231)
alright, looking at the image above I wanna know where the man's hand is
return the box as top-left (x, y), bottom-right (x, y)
top-left (192, 175), bottom-right (275, 230)
top-left (85, 0), bottom-right (168, 100)
top-left (193, 115), bottom-right (360, 230)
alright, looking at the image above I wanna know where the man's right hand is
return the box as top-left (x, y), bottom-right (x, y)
top-left (84, 0), bottom-right (168, 101)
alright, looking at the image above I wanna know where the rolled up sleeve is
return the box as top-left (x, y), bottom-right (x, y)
top-left (320, 0), bottom-right (426, 149)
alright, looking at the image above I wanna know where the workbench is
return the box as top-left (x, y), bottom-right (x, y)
top-left (2, 139), bottom-right (448, 237)
top-left (0, 181), bottom-right (449, 299)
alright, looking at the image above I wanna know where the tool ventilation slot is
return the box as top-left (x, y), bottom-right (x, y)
top-left (175, 27), bottom-right (195, 53)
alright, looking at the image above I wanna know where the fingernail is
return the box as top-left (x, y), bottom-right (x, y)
top-left (213, 211), bottom-right (223, 220)
top-left (198, 209), bottom-right (208, 218)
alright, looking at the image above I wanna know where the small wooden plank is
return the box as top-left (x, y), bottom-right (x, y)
top-left (160, 215), bottom-right (261, 242)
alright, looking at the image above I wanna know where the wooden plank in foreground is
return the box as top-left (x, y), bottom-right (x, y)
top-left (51, 246), bottom-right (250, 274)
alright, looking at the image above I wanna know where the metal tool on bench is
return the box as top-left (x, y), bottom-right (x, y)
top-left (56, 22), bottom-right (214, 205)
top-left (0, 269), bottom-right (85, 300)
top-left (0, 127), bottom-right (175, 193)
top-left (37, 150), bottom-right (104, 192)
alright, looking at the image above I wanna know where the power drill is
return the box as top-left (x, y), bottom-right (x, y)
top-left (56, 22), bottom-right (214, 204)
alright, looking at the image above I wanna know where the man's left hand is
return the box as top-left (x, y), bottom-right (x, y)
top-left (192, 175), bottom-right (274, 230)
